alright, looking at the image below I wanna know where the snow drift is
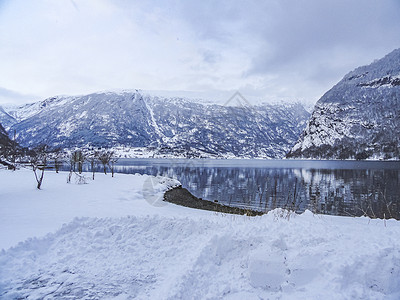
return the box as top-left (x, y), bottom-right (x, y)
top-left (1, 169), bottom-right (400, 299)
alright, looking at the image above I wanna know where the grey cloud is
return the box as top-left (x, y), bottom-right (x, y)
top-left (201, 49), bottom-right (221, 64)
top-left (1, 0), bottom-right (399, 105)
top-left (173, 0), bottom-right (400, 99)
top-left (0, 87), bottom-right (37, 105)
top-left (245, 0), bottom-right (400, 74)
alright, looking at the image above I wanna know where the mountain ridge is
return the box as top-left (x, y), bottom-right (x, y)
top-left (0, 91), bottom-right (310, 158)
top-left (287, 48), bottom-right (400, 160)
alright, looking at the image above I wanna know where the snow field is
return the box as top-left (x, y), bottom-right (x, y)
top-left (0, 169), bottom-right (182, 250)
top-left (1, 169), bottom-right (400, 299)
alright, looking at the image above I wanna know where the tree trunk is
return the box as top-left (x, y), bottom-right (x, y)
top-left (91, 161), bottom-right (95, 180)
top-left (36, 168), bottom-right (45, 189)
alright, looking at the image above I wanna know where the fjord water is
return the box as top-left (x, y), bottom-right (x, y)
top-left (104, 159), bottom-right (400, 219)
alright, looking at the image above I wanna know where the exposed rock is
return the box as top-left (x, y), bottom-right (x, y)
top-left (164, 186), bottom-right (264, 216)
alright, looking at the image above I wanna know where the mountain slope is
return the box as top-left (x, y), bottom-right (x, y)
top-left (287, 48), bottom-right (400, 160)
top-left (0, 106), bottom-right (17, 129)
top-left (0, 122), bottom-right (12, 149)
top-left (0, 122), bottom-right (19, 168)
top-left (3, 91), bottom-right (310, 158)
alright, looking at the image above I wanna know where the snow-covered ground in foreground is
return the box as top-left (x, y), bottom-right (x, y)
top-left (1, 169), bottom-right (400, 299)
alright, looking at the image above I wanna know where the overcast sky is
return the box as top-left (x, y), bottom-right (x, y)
top-left (0, 0), bottom-right (400, 105)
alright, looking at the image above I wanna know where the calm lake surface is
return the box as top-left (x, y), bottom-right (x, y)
top-left (82, 159), bottom-right (400, 219)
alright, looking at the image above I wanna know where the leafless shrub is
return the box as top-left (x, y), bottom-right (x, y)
top-left (98, 151), bottom-right (113, 175)
top-left (67, 149), bottom-right (86, 183)
top-left (52, 147), bottom-right (63, 173)
top-left (87, 151), bottom-right (99, 180)
top-left (110, 156), bottom-right (119, 177)
top-left (30, 144), bottom-right (49, 189)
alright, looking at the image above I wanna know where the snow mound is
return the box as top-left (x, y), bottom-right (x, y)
top-left (142, 176), bottom-right (181, 207)
top-left (1, 213), bottom-right (400, 299)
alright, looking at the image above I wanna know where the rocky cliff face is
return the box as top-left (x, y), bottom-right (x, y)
top-left (287, 48), bottom-right (400, 160)
top-left (0, 91), bottom-right (310, 158)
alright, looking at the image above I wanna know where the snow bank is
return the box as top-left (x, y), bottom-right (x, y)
top-left (1, 169), bottom-right (400, 299)
top-left (0, 169), bottom-right (181, 250)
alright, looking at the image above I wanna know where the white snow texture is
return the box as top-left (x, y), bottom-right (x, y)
top-left (1, 170), bottom-right (400, 299)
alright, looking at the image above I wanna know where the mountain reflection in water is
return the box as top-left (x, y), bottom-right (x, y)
top-left (68, 159), bottom-right (400, 220)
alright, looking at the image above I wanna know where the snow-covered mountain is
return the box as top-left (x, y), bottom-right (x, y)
top-left (0, 91), bottom-right (310, 158)
top-left (287, 48), bottom-right (400, 160)
top-left (0, 106), bottom-right (16, 130)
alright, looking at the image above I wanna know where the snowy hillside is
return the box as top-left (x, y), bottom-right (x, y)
top-left (1, 169), bottom-right (400, 299)
top-left (288, 48), bottom-right (400, 160)
top-left (0, 91), bottom-right (310, 158)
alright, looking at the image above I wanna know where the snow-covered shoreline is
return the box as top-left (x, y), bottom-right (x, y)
top-left (1, 169), bottom-right (400, 299)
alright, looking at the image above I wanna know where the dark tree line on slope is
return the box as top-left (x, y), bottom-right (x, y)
top-left (0, 125), bottom-right (27, 170)
top-left (287, 138), bottom-right (400, 160)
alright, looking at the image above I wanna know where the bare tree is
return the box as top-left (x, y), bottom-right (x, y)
top-left (87, 151), bottom-right (99, 180)
top-left (52, 147), bottom-right (63, 173)
top-left (11, 129), bottom-right (17, 166)
top-left (70, 150), bottom-right (85, 173)
top-left (30, 145), bottom-right (48, 189)
top-left (67, 153), bottom-right (74, 183)
top-left (110, 155), bottom-right (119, 177)
top-left (98, 151), bottom-right (113, 175)
top-left (67, 149), bottom-right (85, 182)
top-left (75, 150), bottom-right (85, 174)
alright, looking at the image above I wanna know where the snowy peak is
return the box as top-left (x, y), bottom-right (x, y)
top-left (288, 48), bottom-right (400, 160)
